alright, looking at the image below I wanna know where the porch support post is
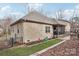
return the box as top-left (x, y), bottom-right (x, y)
top-left (57, 25), bottom-right (59, 38)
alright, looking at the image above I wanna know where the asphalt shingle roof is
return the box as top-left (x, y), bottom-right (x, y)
top-left (11, 11), bottom-right (70, 26)
top-left (22, 11), bottom-right (58, 24)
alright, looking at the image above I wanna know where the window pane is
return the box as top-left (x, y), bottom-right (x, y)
top-left (45, 26), bottom-right (50, 33)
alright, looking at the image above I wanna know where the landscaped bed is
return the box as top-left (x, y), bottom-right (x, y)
top-left (0, 39), bottom-right (61, 56)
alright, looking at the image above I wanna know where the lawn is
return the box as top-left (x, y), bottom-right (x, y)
top-left (0, 39), bottom-right (61, 56)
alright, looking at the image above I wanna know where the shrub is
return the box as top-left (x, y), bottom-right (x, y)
top-left (44, 37), bottom-right (49, 41)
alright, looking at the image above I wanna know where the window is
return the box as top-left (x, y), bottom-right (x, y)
top-left (15, 34), bottom-right (16, 38)
top-left (45, 26), bottom-right (50, 33)
top-left (17, 29), bottom-right (19, 33)
top-left (8, 29), bottom-right (11, 35)
top-left (11, 27), bottom-right (13, 32)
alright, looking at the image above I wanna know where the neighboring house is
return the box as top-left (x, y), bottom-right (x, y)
top-left (10, 11), bottom-right (70, 43)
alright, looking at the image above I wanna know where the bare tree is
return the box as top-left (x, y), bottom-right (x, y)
top-left (27, 3), bottom-right (43, 13)
top-left (56, 9), bottom-right (64, 20)
top-left (69, 9), bottom-right (79, 33)
top-left (0, 16), bottom-right (13, 40)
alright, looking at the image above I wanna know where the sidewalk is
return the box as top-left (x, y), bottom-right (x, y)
top-left (59, 35), bottom-right (70, 40)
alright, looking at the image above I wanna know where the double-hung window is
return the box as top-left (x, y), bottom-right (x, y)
top-left (45, 26), bottom-right (50, 33)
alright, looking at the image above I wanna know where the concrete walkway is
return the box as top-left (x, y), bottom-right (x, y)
top-left (30, 36), bottom-right (70, 56)
top-left (59, 35), bottom-right (70, 40)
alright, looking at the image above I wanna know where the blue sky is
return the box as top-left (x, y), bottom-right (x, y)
top-left (0, 3), bottom-right (79, 20)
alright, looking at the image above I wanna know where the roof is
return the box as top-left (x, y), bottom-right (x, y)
top-left (56, 19), bottom-right (70, 25)
top-left (10, 11), bottom-right (70, 26)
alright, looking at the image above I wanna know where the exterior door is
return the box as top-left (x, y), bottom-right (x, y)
top-left (53, 25), bottom-right (58, 38)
